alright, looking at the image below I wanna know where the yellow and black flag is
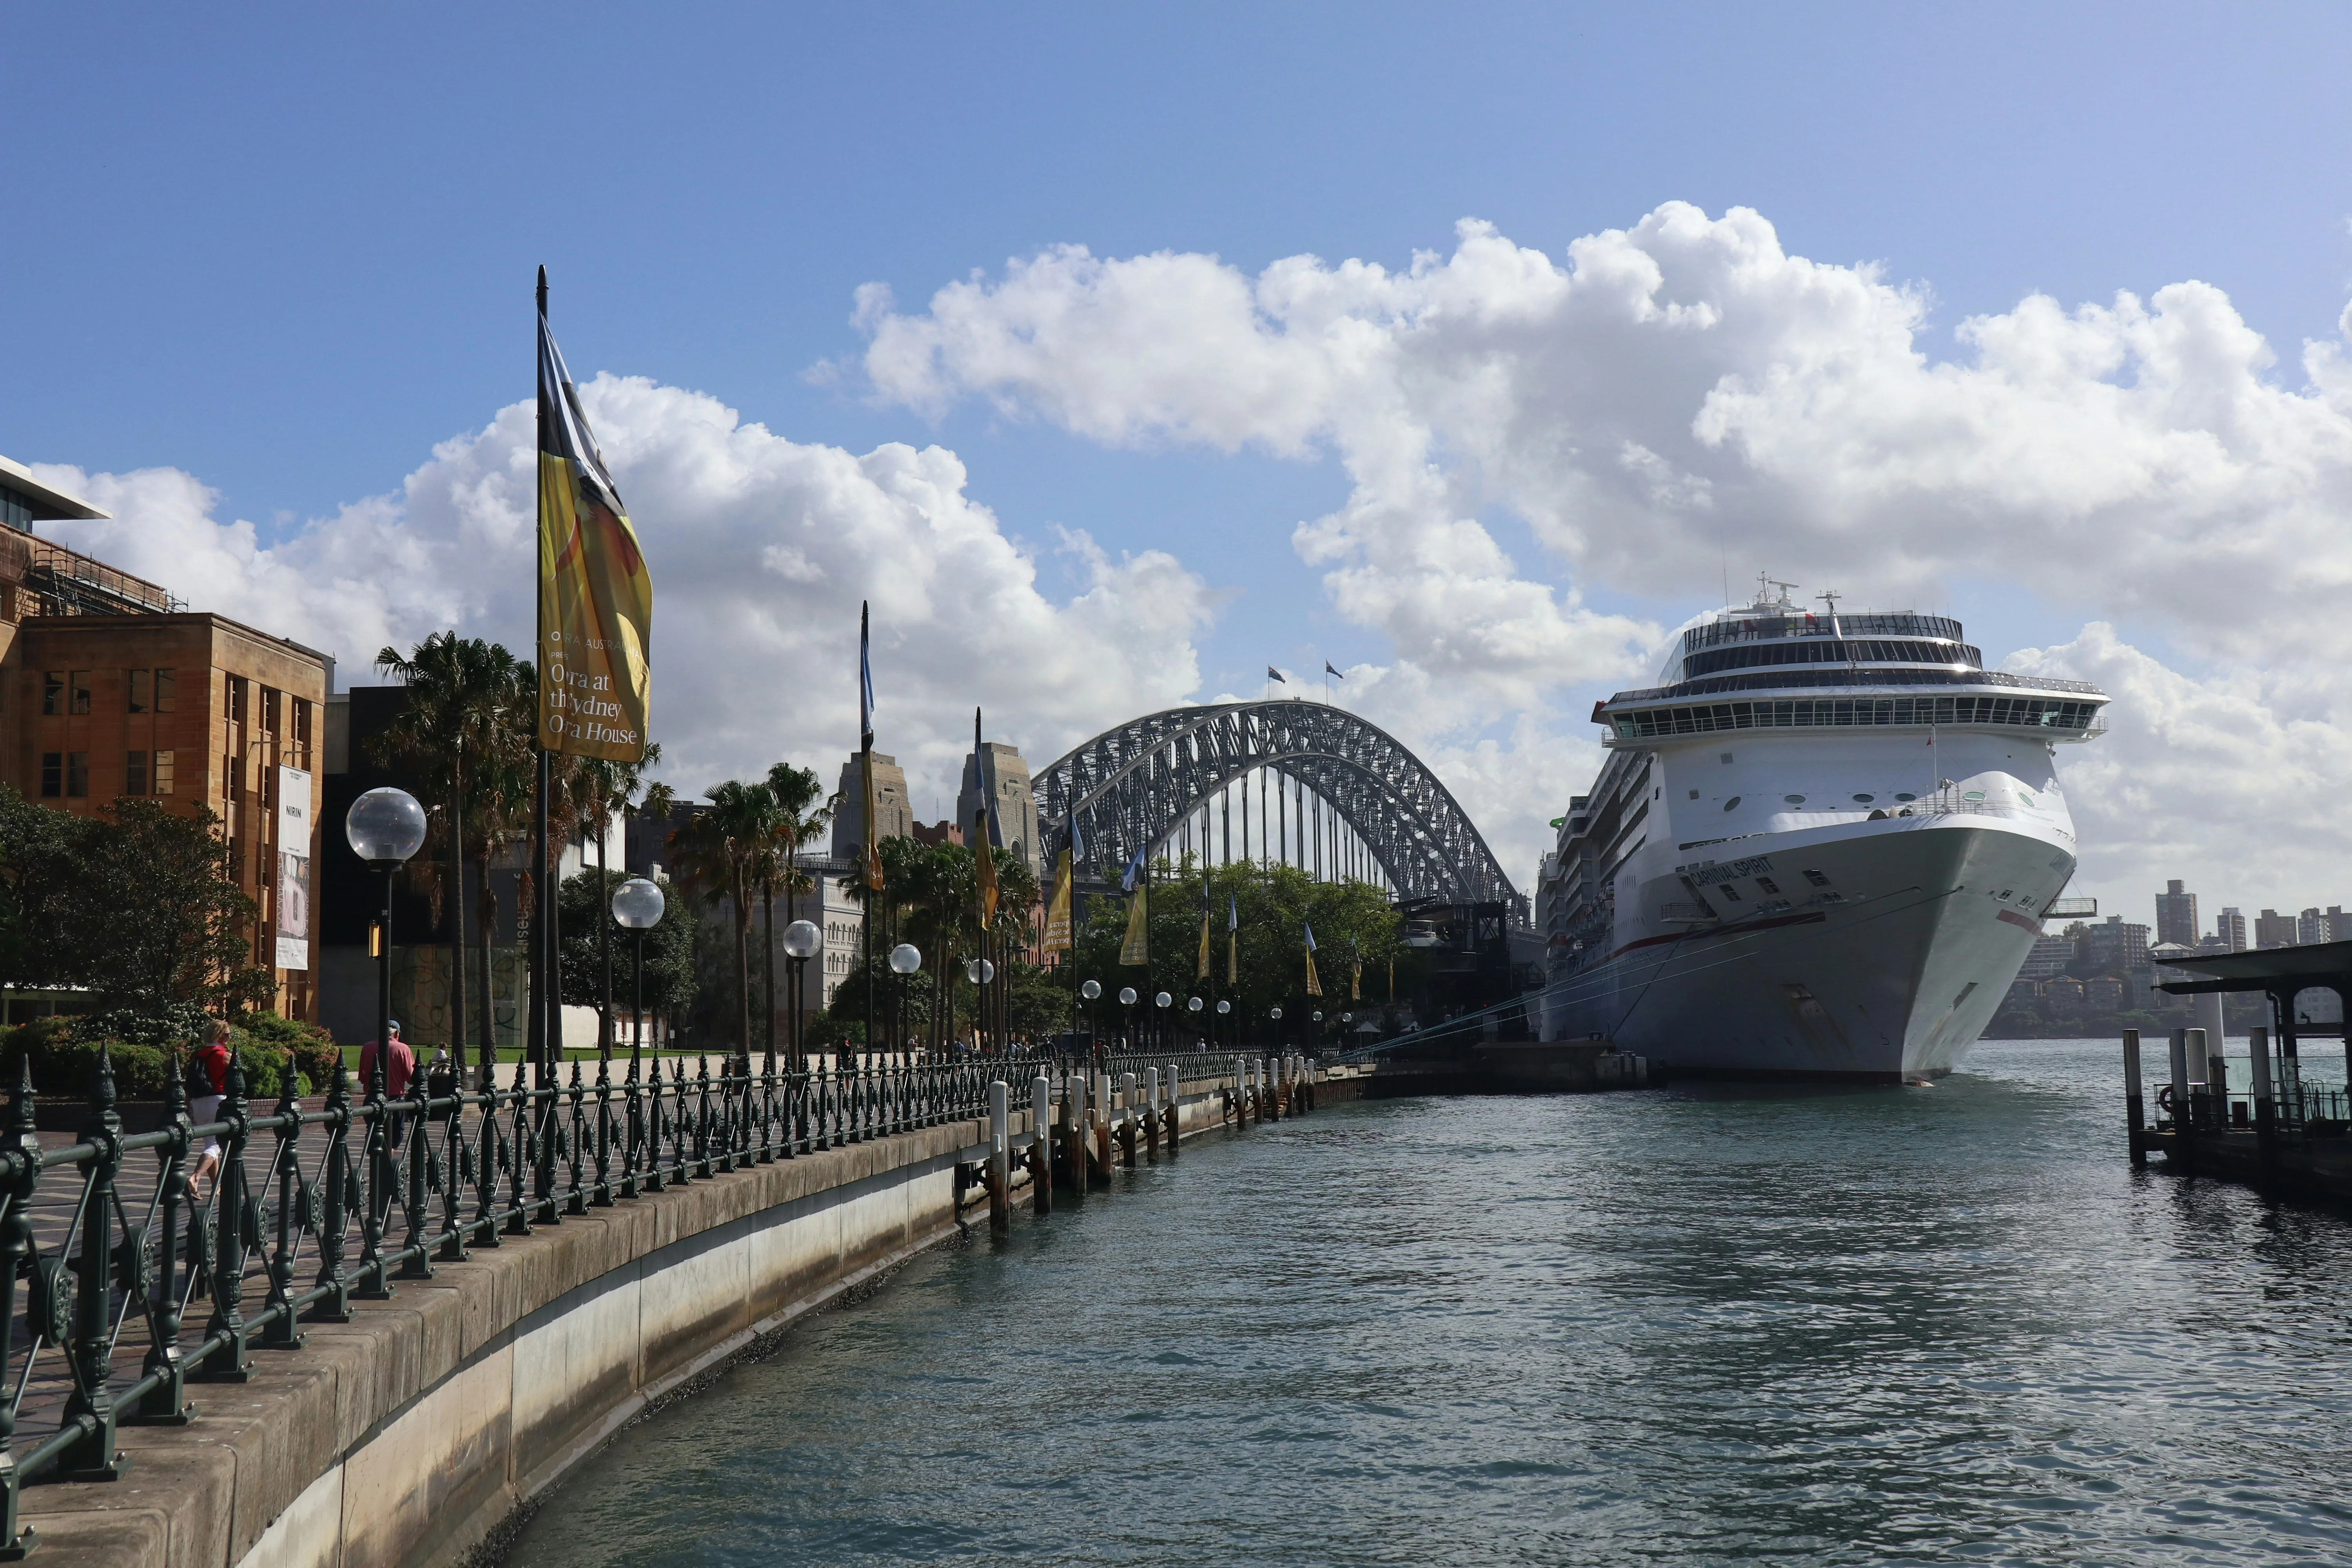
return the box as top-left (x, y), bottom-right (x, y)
top-left (537, 272), bottom-right (652, 761)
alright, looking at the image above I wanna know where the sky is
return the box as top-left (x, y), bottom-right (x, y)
top-left (7, 2), bottom-right (2352, 924)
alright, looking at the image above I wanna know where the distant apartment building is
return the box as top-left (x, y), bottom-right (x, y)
top-left (2020, 933), bottom-right (2075, 980)
top-left (2296, 906), bottom-right (2347, 945)
top-left (2043, 976), bottom-right (2087, 1011)
top-left (2084, 976), bottom-right (2125, 1012)
top-left (2216, 906), bottom-right (2247, 952)
top-left (1, 456), bottom-right (330, 1020)
top-left (2255, 909), bottom-right (2299, 948)
top-left (2076, 916), bottom-right (2148, 976)
top-left (2154, 880), bottom-right (2199, 947)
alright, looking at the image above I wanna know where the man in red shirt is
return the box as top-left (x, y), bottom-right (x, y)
top-left (359, 1020), bottom-right (417, 1149)
top-left (359, 1019), bottom-right (415, 1098)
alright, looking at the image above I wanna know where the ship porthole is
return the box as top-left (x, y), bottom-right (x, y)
top-left (1852, 793), bottom-right (1875, 803)
top-left (1723, 796), bottom-right (1741, 811)
top-left (1894, 792), bottom-right (1916, 802)
top-left (1783, 794), bottom-right (1806, 805)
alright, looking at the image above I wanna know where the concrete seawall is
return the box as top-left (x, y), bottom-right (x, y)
top-left (24, 1069), bottom-right (1252, 1568)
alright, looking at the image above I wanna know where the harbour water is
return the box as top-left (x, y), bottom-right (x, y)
top-left (507, 1039), bottom-right (2352, 1566)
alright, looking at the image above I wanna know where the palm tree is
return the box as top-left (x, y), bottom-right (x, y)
top-left (372, 633), bottom-right (533, 1087)
top-left (668, 779), bottom-right (777, 1072)
top-left (763, 764), bottom-right (829, 1062)
top-left (568, 746), bottom-right (664, 1060)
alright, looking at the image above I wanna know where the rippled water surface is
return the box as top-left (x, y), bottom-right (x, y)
top-left (506, 1040), bottom-right (2352, 1566)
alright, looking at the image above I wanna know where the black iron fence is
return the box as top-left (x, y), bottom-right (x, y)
top-left (0, 1043), bottom-right (1254, 1552)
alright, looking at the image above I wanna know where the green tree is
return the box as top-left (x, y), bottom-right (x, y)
top-left (0, 784), bottom-right (87, 991)
top-left (557, 867), bottom-right (697, 1048)
top-left (372, 633), bottom-right (536, 1087)
top-left (73, 798), bottom-right (275, 1016)
top-left (1066, 855), bottom-right (1401, 1051)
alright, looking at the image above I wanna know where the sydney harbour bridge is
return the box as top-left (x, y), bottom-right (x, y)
top-left (1034, 699), bottom-right (1526, 923)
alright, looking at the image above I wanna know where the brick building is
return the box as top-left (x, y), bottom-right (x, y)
top-left (0, 459), bottom-right (330, 1019)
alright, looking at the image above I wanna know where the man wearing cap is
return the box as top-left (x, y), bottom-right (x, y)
top-left (360, 1019), bottom-right (416, 1147)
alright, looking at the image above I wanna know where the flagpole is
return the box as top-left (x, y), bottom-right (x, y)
top-left (531, 264), bottom-right (555, 1221)
top-left (860, 603), bottom-right (875, 1071)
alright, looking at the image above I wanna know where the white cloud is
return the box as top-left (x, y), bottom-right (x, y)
top-left (855, 202), bottom-right (2352, 909)
top-left (30, 379), bottom-right (1215, 814)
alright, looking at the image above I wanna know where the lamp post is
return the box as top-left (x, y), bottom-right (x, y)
top-left (782, 919), bottom-right (821, 1073)
top-left (345, 787), bottom-right (425, 1292)
top-left (1080, 979), bottom-right (1102, 1069)
top-left (1118, 986), bottom-right (1137, 1055)
top-left (611, 878), bottom-right (665, 1077)
top-left (1187, 995), bottom-right (1203, 1049)
top-left (1154, 991), bottom-right (1172, 1054)
top-left (1269, 1005), bottom-right (1283, 1053)
top-left (1312, 1009), bottom-right (1323, 1058)
top-left (1216, 997), bottom-right (1230, 1053)
top-left (967, 958), bottom-right (996, 1056)
top-left (889, 943), bottom-right (922, 1065)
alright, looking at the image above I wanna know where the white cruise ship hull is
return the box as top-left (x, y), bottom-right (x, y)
top-left (1547, 812), bottom-right (2074, 1082)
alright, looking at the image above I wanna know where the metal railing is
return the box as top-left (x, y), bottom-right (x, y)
top-left (0, 1041), bottom-right (1263, 1546)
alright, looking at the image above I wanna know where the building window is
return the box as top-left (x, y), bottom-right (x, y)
top-left (42, 673), bottom-right (63, 716)
top-left (66, 753), bottom-right (88, 798)
top-left (228, 676), bottom-right (247, 724)
top-left (261, 686), bottom-right (279, 731)
top-left (70, 672), bottom-right (90, 716)
top-left (292, 697), bottom-right (311, 753)
top-left (154, 750), bottom-right (174, 796)
top-left (226, 753), bottom-right (242, 802)
top-left (128, 669), bottom-right (151, 713)
top-left (226, 837), bottom-right (240, 883)
top-left (127, 750), bottom-right (149, 795)
top-left (155, 669), bottom-right (176, 713)
top-left (40, 753), bottom-right (61, 798)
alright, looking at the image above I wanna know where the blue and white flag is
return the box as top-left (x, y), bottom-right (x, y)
top-left (1120, 843), bottom-right (1147, 895)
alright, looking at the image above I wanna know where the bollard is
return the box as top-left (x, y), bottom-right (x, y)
top-left (2249, 1025), bottom-right (2275, 1155)
top-left (1143, 1069), bottom-right (1161, 1161)
top-left (1163, 1061), bottom-right (1180, 1154)
top-left (2185, 1025), bottom-right (2209, 1138)
top-left (987, 1080), bottom-right (1011, 1234)
top-left (1031, 1076), bottom-right (1053, 1216)
top-left (2122, 1028), bottom-right (2145, 1167)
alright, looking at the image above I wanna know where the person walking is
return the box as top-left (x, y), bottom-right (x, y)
top-left (359, 1020), bottom-right (417, 1148)
top-left (186, 1018), bottom-right (233, 1198)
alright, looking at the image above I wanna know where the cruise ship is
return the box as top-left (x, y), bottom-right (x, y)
top-left (1536, 581), bottom-right (2109, 1081)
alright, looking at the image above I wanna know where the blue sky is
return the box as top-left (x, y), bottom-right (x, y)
top-left (11, 3), bottom-right (2352, 905)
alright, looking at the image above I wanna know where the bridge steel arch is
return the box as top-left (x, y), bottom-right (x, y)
top-left (1034, 699), bottom-right (1524, 920)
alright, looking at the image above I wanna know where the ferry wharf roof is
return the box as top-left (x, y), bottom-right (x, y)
top-left (2155, 940), bottom-right (2352, 997)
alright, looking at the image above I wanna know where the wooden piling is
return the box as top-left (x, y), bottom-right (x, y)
top-left (1142, 1069), bottom-right (1161, 1161)
top-left (1118, 1072), bottom-right (1138, 1166)
top-left (2123, 1027), bottom-right (2146, 1167)
top-left (1162, 1061), bottom-right (1180, 1154)
top-left (2249, 1025), bottom-right (2275, 1157)
top-left (1062, 1073), bottom-right (1090, 1194)
top-left (987, 1079), bottom-right (1011, 1234)
top-left (1093, 1072), bottom-right (1113, 1182)
top-left (1030, 1076), bottom-right (1053, 1216)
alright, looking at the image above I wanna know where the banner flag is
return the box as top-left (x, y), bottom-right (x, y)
top-left (1196, 905), bottom-right (1211, 980)
top-left (1120, 889), bottom-right (1151, 965)
top-left (1227, 894), bottom-right (1238, 985)
top-left (1304, 920), bottom-right (1322, 997)
top-left (975, 809), bottom-right (1000, 925)
top-left (537, 295), bottom-right (651, 760)
top-left (1120, 844), bottom-right (1146, 895)
top-left (1351, 937), bottom-right (1361, 1001)
top-left (1043, 848), bottom-right (1073, 955)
